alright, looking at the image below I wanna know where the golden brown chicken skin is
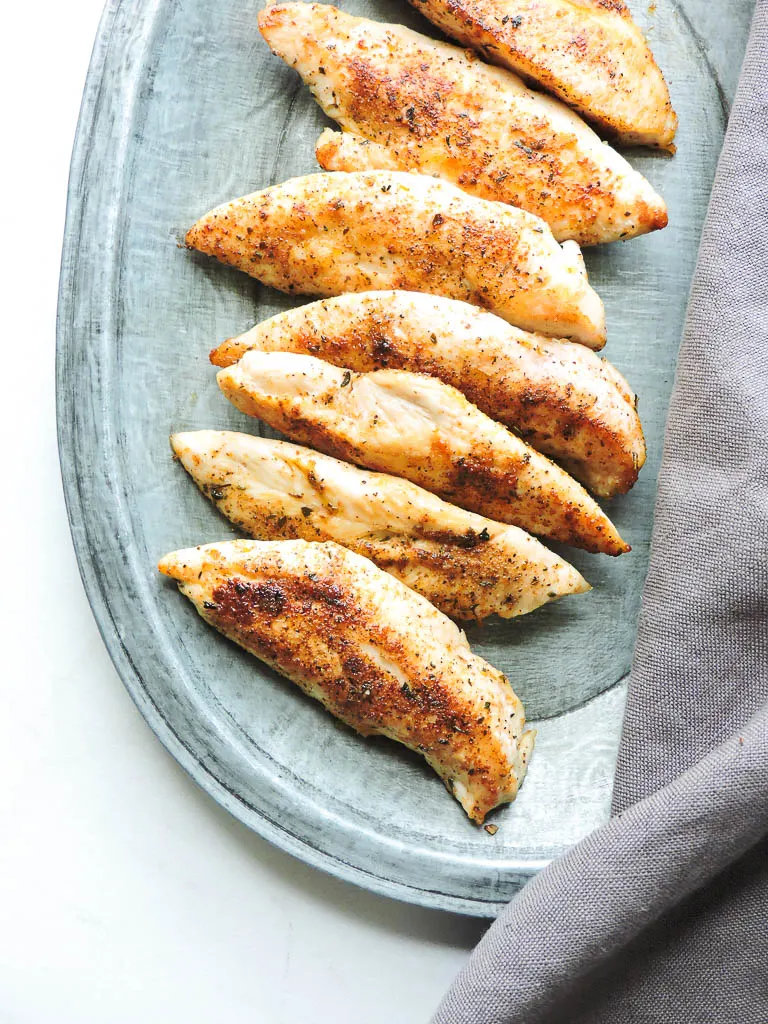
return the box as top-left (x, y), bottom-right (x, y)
top-left (259, 2), bottom-right (667, 245)
top-left (408, 0), bottom-right (677, 149)
top-left (212, 291), bottom-right (645, 498)
top-left (159, 539), bottom-right (536, 822)
top-left (216, 350), bottom-right (629, 555)
top-left (186, 170), bottom-right (606, 347)
top-left (172, 430), bottom-right (590, 621)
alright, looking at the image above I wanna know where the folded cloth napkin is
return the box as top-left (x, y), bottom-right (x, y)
top-left (433, 4), bottom-right (768, 1021)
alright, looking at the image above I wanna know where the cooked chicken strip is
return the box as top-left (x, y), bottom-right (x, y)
top-left (217, 351), bottom-right (628, 555)
top-left (315, 131), bottom-right (400, 171)
top-left (212, 291), bottom-right (645, 498)
top-left (159, 539), bottom-right (535, 822)
top-left (172, 430), bottom-right (590, 621)
top-left (317, 130), bottom-right (666, 247)
top-left (258, 3), bottom-right (667, 245)
top-left (186, 170), bottom-right (606, 347)
top-left (408, 0), bottom-right (677, 149)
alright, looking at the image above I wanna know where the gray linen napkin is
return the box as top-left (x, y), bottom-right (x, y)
top-left (433, 3), bottom-right (768, 1021)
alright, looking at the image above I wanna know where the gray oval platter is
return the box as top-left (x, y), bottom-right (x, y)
top-left (58, 0), bottom-right (753, 915)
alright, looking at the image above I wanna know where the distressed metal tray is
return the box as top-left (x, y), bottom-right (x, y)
top-left (57, 0), bottom-right (753, 914)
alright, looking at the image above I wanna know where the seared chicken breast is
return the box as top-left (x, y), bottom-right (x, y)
top-left (408, 0), bottom-right (677, 149)
top-left (212, 291), bottom-right (645, 498)
top-left (186, 171), bottom-right (606, 347)
top-left (217, 350), bottom-right (629, 555)
top-left (172, 430), bottom-right (590, 621)
top-left (259, 3), bottom-right (667, 245)
top-left (159, 539), bottom-right (536, 822)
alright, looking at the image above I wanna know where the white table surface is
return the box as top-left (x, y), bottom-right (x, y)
top-left (0, 3), bottom-right (486, 1020)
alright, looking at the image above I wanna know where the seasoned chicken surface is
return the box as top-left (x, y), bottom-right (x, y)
top-left (172, 430), bottom-right (590, 621)
top-left (259, 3), bottom-right (667, 245)
top-left (217, 351), bottom-right (628, 555)
top-left (186, 170), bottom-right (606, 347)
top-left (409, 0), bottom-right (677, 149)
top-left (159, 539), bottom-right (535, 822)
top-left (213, 291), bottom-right (645, 498)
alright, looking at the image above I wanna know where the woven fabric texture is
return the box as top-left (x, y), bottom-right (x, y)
top-left (433, 4), bottom-right (768, 1020)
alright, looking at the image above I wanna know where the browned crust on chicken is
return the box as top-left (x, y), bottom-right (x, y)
top-left (159, 539), bottom-right (535, 822)
top-left (259, 3), bottom-right (667, 245)
top-left (407, 0), bottom-right (677, 149)
top-left (212, 292), bottom-right (645, 497)
top-left (316, 132), bottom-right (666, 245)
top-left (171, 430), bottom-right (589, 621)
top-left (185, 170), bottom-right (606, 347)
top-left (216, 351), bottom-right (629, 555)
